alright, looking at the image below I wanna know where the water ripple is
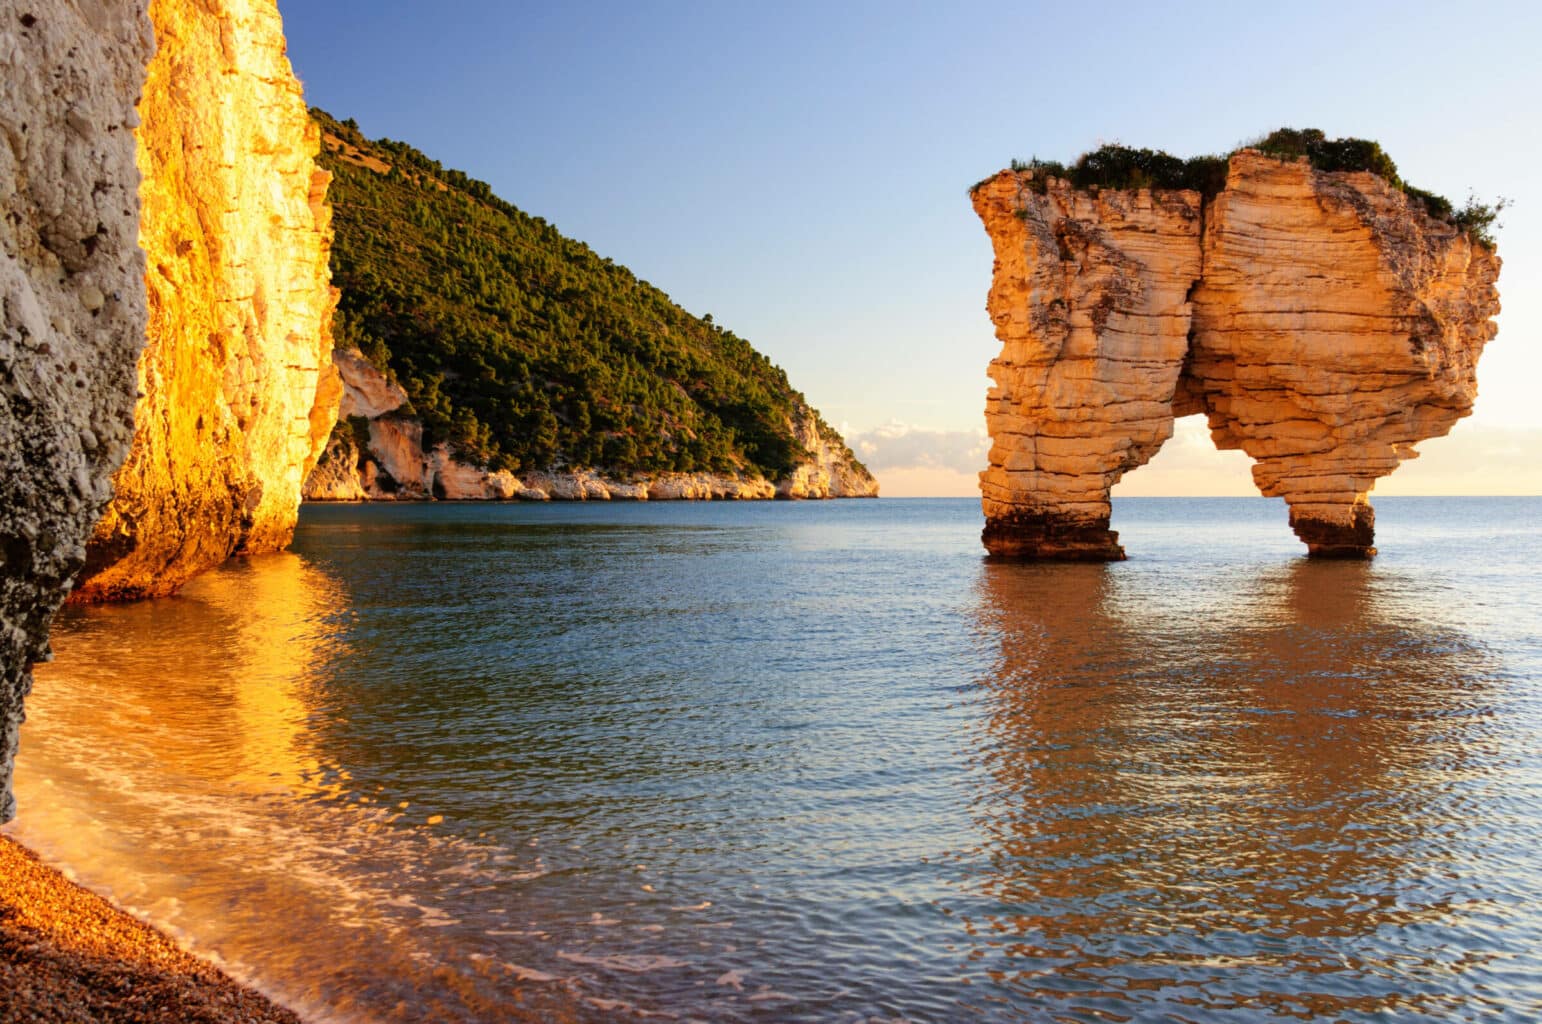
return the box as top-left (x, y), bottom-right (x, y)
top-left (8, 497), bottom-right (1541, 1022)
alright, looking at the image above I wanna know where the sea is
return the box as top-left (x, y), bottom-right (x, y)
top-left (8, 497), bottom-right (1542, 1023)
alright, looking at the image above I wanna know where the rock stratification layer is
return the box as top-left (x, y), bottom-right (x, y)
top-left (74, 0), bottom-right (337, 602)
top-left (0, 3), bottom-right (153, 820)
top-left (974, 184), bottom-right (1202, 559)
top-left (972, 151), bottom-right (1501, 559)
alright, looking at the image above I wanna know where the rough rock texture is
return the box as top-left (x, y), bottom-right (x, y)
top-left (303, 347), bottom-right (880, 502)
top-left (973, 151), bottom-right (1500, 559)
top-left (73, 0), bottom-right (337, 602)
top-left (1188, 153), bottom-right (1501, 555)
top-left (776, 410), bottom-right (881, 499)
top-left (974, 182), bottom-right (1202, 558)
top-left (0, 2), bottom-right (153, 822)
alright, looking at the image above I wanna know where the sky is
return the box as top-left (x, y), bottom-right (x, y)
top-left (279, 0), bottom-right (1540, 497)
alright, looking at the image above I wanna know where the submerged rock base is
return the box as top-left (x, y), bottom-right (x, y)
top-left (1290, 504), bottom-right (1377, 560)
top-left (981, 512), bottom-right (1126, 562)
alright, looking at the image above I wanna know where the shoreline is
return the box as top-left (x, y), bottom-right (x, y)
top-left (0, 834), bottom-right (304, 1024)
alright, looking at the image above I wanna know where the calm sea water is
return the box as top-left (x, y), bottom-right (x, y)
top-left (10, 497), bottom-right (1542, 1022)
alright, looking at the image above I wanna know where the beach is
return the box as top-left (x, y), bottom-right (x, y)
top-left (0, 835), bottom-right (300, 1024)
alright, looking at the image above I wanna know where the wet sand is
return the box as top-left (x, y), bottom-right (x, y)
top-left (0, 835), bottom-right (302, 1024)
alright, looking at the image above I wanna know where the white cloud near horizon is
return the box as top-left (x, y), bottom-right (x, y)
top-left (846, 421), bottom-right (989, 497)
top-left (848, 421), bottom-right (989, 473)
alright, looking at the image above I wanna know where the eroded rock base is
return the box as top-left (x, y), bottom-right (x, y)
top-left (982, 512), bottom-right (1126, 562)
top-left (1291, 505), bottom-right (1377, 560)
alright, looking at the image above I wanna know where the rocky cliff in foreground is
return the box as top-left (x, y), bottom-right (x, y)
top-left (0, 3), bottom-right (153, 820)
top-left (972, 138), bottom-right (1501, 559)
top-left (72, 0), bottom-right (337, 602)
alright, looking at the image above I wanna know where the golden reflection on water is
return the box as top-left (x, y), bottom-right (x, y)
top-left (962, 559), bottom-right (1495, 1019)
top-left (32, 551), bottom-right (347, 794)
top-left (10, 551), bottom-right (360, 990)
top-left (15, 552), bottom-right (583, 1023)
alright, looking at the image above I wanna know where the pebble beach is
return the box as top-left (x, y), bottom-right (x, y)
top-left (0, 835), bottom-right (301, 1024)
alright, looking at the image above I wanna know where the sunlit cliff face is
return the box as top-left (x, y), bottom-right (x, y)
top-left (973, 152), bottom-right (1501, 561)
top-left (74, 0), bottom-right (338, 603)
top-left (2, 0), bottom-right (337, 821)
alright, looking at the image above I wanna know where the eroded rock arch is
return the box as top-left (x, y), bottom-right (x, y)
top-left (973, 151), bottom-right (1500, 560)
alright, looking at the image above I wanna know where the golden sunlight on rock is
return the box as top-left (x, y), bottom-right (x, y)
top-left (74, 0), bottom-right (338, 602)
top-left (973, 150), bottom-right (1501, 559)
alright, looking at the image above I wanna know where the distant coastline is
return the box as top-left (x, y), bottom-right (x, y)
top-left (304, 463), bottom-right (880, 503)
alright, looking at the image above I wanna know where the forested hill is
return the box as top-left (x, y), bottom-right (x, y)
top-left (312, 108), bottom-right (866, 483)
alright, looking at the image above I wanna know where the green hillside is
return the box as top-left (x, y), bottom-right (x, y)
top-left (313, 108), bottom-right (863, 479)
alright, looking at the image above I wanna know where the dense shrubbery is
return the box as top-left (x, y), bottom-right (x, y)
top-left (979, 128), bottom-right (1503, 248)
top-left (313, 109), bottom-right (854, 478)
top-left (1249, 128), bottom-right (1400, 181)
top-left (1007, 149), bottom-right (1229, 195)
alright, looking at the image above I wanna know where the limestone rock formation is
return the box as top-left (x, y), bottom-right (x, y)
top-left (73, 0), bottom-right (337, 601)
top-left (776, 411), bottom-right (880, 499)
top-left (303, 348), bottom-right (879, 502)
top-left (0, 2), bottom-right (153, 820)
top-left (974, 184), bottom-right (1203, 558)
top-left (973, 150), bottom-right (1500, 559)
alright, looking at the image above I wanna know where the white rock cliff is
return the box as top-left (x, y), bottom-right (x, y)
top-left (1, 1), bottom-right (154, 820)
top-left (304, 347), bottom-right (878, 502)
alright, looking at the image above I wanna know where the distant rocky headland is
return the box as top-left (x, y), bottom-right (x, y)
top-left (302, 110), bottom-right (876, 505)
top-left (971, 131), bottom-right (1502, 560)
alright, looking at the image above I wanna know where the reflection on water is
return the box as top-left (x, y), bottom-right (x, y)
top-left (15, 552), bottom-right (583, 1023)
top-left (6, 499), bottom-right (1541, 1023)
top-left (962, 558), bottom-right (1526, 1020)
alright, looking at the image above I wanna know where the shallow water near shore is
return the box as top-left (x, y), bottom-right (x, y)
top-left (10, 497), bottom-right (1542, 1022)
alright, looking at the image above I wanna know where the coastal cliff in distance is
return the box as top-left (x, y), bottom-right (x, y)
top-left (73, 0), bottom-right (338, 602)
top-left (304, 346), bottom-right (871, 501)
top-left (971, 132), bottom-right (1501, 559)
top-left (0, 4), bottom-right (152, 819)
top-left (301, 111), bottom-right (875, 502)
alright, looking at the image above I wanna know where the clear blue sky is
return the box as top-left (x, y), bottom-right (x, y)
top-left (280, 1), bottom-right (1540, 495)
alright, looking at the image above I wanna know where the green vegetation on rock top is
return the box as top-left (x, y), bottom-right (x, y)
top-left (313, 108), bottom-right (864, 479)
top-left (974, 128), bottom-right (1504, 248)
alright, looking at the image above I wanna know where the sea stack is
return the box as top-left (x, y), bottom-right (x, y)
top-left (972, 143), bottom-right (1501, 559)
top-left (0, 3), bottom-right (154, 820)
top-left (74, 0), bottom-right (338, 602)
